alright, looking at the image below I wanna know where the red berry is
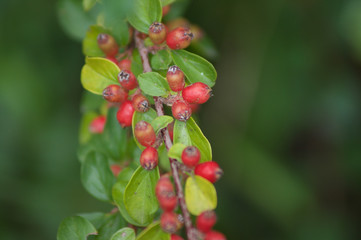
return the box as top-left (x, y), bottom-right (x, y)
top-left (172, 100), bottom-right (192, 122)
top-left (195, 162), bottom-right (223, 183)
top-left (189, 103), bottom-right (200, 113)
top-left (171, 235), bottom-right (183, 240)
top-left (157, 190), bottom-right (178, 212)
top-left (116, 100), bottom-right (134, 127)
top-left (97, 33), bottom-right (118, 57)
top-left (160, 212), bottom-right (182, 234)
top-left (162, 5), bottom-right (171, 17)
top-left (118, 70), bottom-right (138, 90)
top-left (182, 82), bottom-right (212, 104)
top-left (204, 231), bottom-right (226, 240)
top-left (89, 116), bottom-right (106, 134)
top-left (134, 121), bottom-right (156, 147)
top-left (106, 56), bottom-right (118, 65)
top-left (103, 84), bottom-right (128, 103)
top-left (118, 59), bottom-right (132, 71)
top-left (149, 22), bottom-right (167, 44)
top-left (140, 147), bottom-right (158, 170)
top-left (196, 210), bottom-right (217, 233)
top-left (132, 94), bottom-right (150, 112)
top-left (167, 66), bottom-right (185, 92)
top-left (156, 175), bottom-right (174, 198)
top-left (110, 164), bottom-right (122, 177)
top-left (166, 27), bottom-right (193, 50)
top-left (181, 146), bottom-right (200, 167)
top-left (167, 122), bottom-right (174, 142)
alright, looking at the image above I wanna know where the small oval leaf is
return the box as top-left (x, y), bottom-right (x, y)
top-left (185, 175), bottom-right (217, 216)
top-left (111, 227), bottom-right (136, 240)
top-left (150, 50), bottom-right (172, 70)
top-left (127, 0), bottom-right (162, 33)
top-left (151, 115), bottom-right (174, 134)
top-left (81, 57), bottom-right (120, 95)
top-left (57, 216), bottom-right (97, 240)
top-left (168, 143), bottom-right (187, 161)
top-left (136, 221), bottom-right (170, 240)
top-left (171, 50), bottom-right (217, 87)
top-left (138, 72), bottom-right (170, 97)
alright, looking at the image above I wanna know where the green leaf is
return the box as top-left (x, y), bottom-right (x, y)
top-left (57, 216), bottom-right (97, 240)
top-left (171, 50), bottom-right (217, 87)
top-left (150, 50), bottom-right (172, 70)
top-left (174, 118), bottom-right (212, 162)
top-left (132, 109), bottom-right (158, 150)
top-left (138, 72), bottom-right (170, 97)
top-left (131, 49), bottom-right (144, 77)
top-left (158, 144), bottom-right (171, 171)
top-left (83, 25), bottom-right (108, 57)
top-left (185, 175), bottom-right (217, 216)
top-left (168, 143), bottom-right (187, 161)
top-left (95, 213), bottom-right (126, 240)
top-left (127, 0), bottom-right (162, 33)
top-left (83, 0), bottom-right (97, 11)
top-left (78, 134), bottom-right (107, 163)
top-left (79, 111), bottom-right (98, 144)
top-left (124, 166), bottom-right (160, 225)
top-left (81, 152), bottom-right (115, 202)
top-left (80, 90), bottom-right (105, 113)
top-left (136, 221), bottom-right (170, 240)
top-left (189, 36), bottom-right (218, 60)
top-left (151, 115), bottom-right (173, 134)
top-left (111, 227), bottom-right (136, 240)
top-left (81, 57), bottom-right (120, 95)
top-left (77, 212), bottom-right (108, 229)
top-left (161, 0), bottom-right (175, 6)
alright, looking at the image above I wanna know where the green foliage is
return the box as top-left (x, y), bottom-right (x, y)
top-left (150, 50), bottom-right (172, 70)
top-left (138, 72), bottom-right (170, 97)
top-left (111, 227), bottom-right (136, 240)
top-left (83, 0), bottom-right (97, 11)
top-left (57, 216), bottom-right (97, 240)
top-left (136, 222), bottom-right (170, 240)
top-left (83, 25), bottom-right (108, 57)
top-left (151, 116), bottom-right (174, 134)
top-left (168, 143), bottom-right (187, 161)
top-left (127, 0), bottom-right (162, 33)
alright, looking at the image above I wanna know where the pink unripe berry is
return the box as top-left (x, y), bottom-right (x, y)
top-left (134, 121), bottom-right (156, 147)
top-left (118, 59), bottom-right (132, 71)
top-left (196, 210), bottom-right (217, 233)
top-left (116, 100), bottom-right (134, 128)
top-left (181, 146), bottom-right (200, 167)
top-left (140, 147), bottom-right (158, 170)
top-left (166, 66), bottom-right (185, 92)
top-left (110, 164), bottom-right (122, 177)
top-left (156, 175), bottom-right (174, 198)
top-left (166, 27), bottom-right (193, 50)
top-left (97, 33), bottom-right (118, 57)
top-left (89, 116), bottom-right (106, 134)
top-left (118, 70), bottom-right (138, 90)
top-left (182, 82), bottom-right (212, 104)
top-left (103, 84), bottom-right (128, 103)
top-left (160, 212), bottom-right (182, 234)
top-left (149, 22), bottom-right (167, 45)
top-left (172, 100), bottom-right (192, 122)
top-left (205, 231), bottom-right (226, 240)
top-left (132, 94), bottom-right (150, 112)
top-left (194, 162), bottom-right (223, 183)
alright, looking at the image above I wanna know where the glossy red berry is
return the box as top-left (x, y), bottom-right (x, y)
top-left (181, 146), bottom-right (200, 167)
top-left (103, 84), bottom-right (128, 103)
top-left (116, 100), bottom-right (134, 128)
top-left (182, 82), bottom-right (212, 104)
top-left (132, 94), bottom-right (150, 112)
top-left (89, 116), bottom-right (106, 134)
top-left (157, 189), bottom-right (177, 212)
top-left (166, 27), bottom-right (193, 50)
top-left (167, 122), bottom-right (174, 142)
top-left (166, 66), bottom-right (185, 92)
top-left (171, 235), bottom-right (183, 240)
top-left (160, 212), bottom-right (182, 234)
top-left (149, 22), bottom-right (167, 44)
top-left (156, 175), bottom-right (174, 198)
top-left (118, 70), bottom-right (138, 90)
top-left (134, 121), bottom-right (156, 147)
top-left (204, 231), bottom-right (226, 240)
top-left (195, 162), bottom-right (223, 183)
top-left (118, 59), bottom-right (132, 71)
top-left (196, 210), bottom-right (217, 233)
top-left (110, 164), bottom-right (122, 177)
top-left (172, 100), bottom-right (192, 122)
top-left (97, 33), bottom-right (118, 57)
top-left (140, 147), bottom-right (158, 170)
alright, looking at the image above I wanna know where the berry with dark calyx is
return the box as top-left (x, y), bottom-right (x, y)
top-left (118, 70), bottom-right (138, 90)
top-left (103, 84), bottom-right (128, 103)
top-left (157, 189), bottom-right (178, 212)
top-left (182, 82), bottom-right (212, 104)
top-left (110, 164), bottom-right (122, 177)
top-left (166, 66), bottom-right (185, 92)
top-left (132, 94), bottom-right (150, 112)
top-left (134, 121), bottom-right (156, 147)
top-left (166, 27), bottom-right (193, 50)
top-left (97, 33), bottom-right (119, 57)
top-left (89, 116), bottom-right (106, 134)
top-left (149, 22), bottom-right (167, 45)
top-left (172, 100), bottom-right (192, 122)
top-left (156, 175), bottom-right (174, 198)
top-left (196, 210), bottom-right (217, 233)
top-left (140, 147), bottom-right (158, 170)
top-left (116, 100), bottom-right (134, 128)
top-left (205, 231), bottom-right (226, 240)
top-left (181, 146), bottom-right (200, 167)
top-left (160, 212), bottom-right (182, 234)
top-left (167, 121), bottom-right (174, 142)
top-left (195, 162), bottom-right (223, 183)
top-left (190, 24), bottom-right (204, 41)
top-left (118, 59), bottom-right (132, 71)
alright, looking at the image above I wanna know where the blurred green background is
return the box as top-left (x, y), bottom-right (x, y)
top-left (1, 0), bottom-right (361, 239)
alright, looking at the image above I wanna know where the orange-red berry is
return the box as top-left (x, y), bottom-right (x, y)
top-left (196, 210), bottom-right (217, 233)
top-left (118, 59), bottom-right (132, 71)
top-left (110, 164), bottom-right (122, 177)
top-left (116, 100), bottom-right (134, 128)
top-left (167, 66), bottom-right (185, 92)
top-left (132, 94), bottom-right (150, 112)
top-left (181, 146), bottom-right (200, 167)
top-left (204, 231), bottom-right (226, 240)
top-left (140, 147), bottom-right (158, 170)
top-left (194, 162), bottom-right (223, 183)
top-left (166, 27), bottom-right (193, 50)
top-left (118, 70), bottom-right (138, 90)
top-left (97, 33), bottom-right (118, 57)
top-left (160, 212), bottom-right (182, 234)
top-left (149, 22), bottom-right (167, 45)
top-left (103, 84), bottom-right (128, 103)
top-left (89, 116), bottom-right (106, 134)
top-left (157, 190), bottom-right (178, 212)
top-left (134, 121), bottom-right (156, 147)
top-left (182, 82), bottom-right (212, 104)
top-left (171, 235), bottom-right (183, 240)
top-left (172, 100), bottom-right (192, 122)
